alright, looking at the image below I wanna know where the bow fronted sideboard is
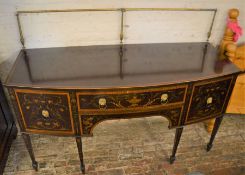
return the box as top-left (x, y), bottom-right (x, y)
top-left (4, 42), bottom-right (243, 173)
top-left (4, 8), bottom-right (244, 174)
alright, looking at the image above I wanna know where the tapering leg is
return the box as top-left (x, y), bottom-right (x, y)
top-left (22, 133), bottom-right (38, 171)
top-left (207, 116), bottom-right (223, 152)
top-left (75, 137), bottom-right (85, 174)
top-left (170, 127), bottom-right (183, 164)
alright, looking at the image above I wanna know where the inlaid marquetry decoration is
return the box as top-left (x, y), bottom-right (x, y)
top-left (14, 89), bottom-right (74, 135)
top-left (80, 108), bottom-right (183, 135)
top-left (186, 77), bottom-right (233, 123)
top-left (77, 86), bottom-right (186, 112)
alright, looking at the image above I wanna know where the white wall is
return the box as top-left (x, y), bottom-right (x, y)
top-left (0, 0), bottom-right (245, 81)
top-left (19, 10), bottom-right (214, 48)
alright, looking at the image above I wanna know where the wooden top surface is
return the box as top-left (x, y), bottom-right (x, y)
top-left (5, 42), bottom-right (242, 89)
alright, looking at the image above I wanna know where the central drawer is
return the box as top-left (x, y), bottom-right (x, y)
top-left (77, 85), bottom-right (187, 114)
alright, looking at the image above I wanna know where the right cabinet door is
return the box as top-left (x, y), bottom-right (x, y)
top-left (185, 76), bottom-right (233, 124)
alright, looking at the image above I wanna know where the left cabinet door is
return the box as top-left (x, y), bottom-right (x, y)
top-left (14, 89), bottom-right (75, 135)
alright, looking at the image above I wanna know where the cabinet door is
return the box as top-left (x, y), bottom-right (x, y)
top-left (15, 89), bottom-right (75, 135)
top-left (185, 77), bottom-right (233, 124)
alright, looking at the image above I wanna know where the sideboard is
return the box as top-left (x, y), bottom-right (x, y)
top-left (4, 42), bottom-right (243, 173)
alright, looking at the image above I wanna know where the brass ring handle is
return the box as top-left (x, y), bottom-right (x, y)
top-left (42, 110), bottom-right (50, 118)
top-left (207, 97), bottom-right (213, 104)
top-left (98, 98), bottom-right (107, 107)
top-left (161, 94), bottom-right (168, 103)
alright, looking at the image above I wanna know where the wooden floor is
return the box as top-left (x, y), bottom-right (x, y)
top-left (226, 58), bottom-right (245, 114)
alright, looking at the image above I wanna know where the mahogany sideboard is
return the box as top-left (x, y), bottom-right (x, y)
top-left (4, 42), bottom-right (243, 173)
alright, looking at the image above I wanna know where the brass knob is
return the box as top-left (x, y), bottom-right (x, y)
top-left (98, 98), bottom-right (107, 106)
top-left (42, 110), bottom-right (50, 118)
top-left (207, 97), bottom-right (213, 104)
top-left (161, 94), bottom-right (168, 102)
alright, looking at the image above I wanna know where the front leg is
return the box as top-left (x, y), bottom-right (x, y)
top-left (22, 133), bottom-right (38, 171)
top-left (170, 127), bottom-right (183, 164)
top-left (75, 137), bottom-right (85, 174)
top-left (207, 116), bottom-right (223, 151)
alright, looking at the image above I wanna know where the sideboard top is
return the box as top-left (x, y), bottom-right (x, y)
top-left (5, 42), bottom-right (242, 89)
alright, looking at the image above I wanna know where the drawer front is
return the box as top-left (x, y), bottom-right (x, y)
top-left (77, 85), bottom-right (187, 113)
top-left (15, 89), bottom-right (74, 135)
top-left (186, 77), bottom-right (233, 123)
